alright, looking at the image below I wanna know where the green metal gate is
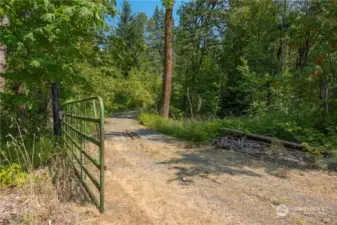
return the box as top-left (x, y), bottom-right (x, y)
top-left (61, 96), bottom-right (105, 213)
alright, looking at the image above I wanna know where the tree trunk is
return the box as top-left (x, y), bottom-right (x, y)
top-left (320, 81), bottom-right (329, 118)
top-left (182, 68), bottom-right (188, 111)
top-left (296, 37), bottom-right (310, 69)
top-left (187, 88), bottom-right (194, 119)
top-left (161, 7), bottom-right (173, 118)
top-left (0, 45), bottom-right (6, 92)
top-left (0, 15), bottom-right (9, 93)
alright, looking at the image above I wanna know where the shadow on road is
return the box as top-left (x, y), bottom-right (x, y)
top-left (156, 146), bottom-right (315, 184)
top-left (110, 111), bottom-right (138, 119)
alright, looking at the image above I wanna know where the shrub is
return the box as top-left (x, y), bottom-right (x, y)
top-left (0, 163), bottom-right (27, 189)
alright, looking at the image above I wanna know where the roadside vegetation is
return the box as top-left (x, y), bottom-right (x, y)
top-left (139, 113), bottom-right (337, 150)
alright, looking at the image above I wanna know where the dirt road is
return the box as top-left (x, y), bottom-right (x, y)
top-left (88, 113), bottom-right (337, 225)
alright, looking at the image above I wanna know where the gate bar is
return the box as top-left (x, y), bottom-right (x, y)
top-left (62, 96), bottom-right (105, 213)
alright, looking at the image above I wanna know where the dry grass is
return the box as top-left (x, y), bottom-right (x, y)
top-left (0, 167), bottom-right (76, 225)
top-left (0, 151), bottom-right (99, 225)
top-left (0, 119), bottom-right (96, 225)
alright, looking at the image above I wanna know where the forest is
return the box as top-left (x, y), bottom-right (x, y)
top-left (0, 0), bottom-right (337, 178)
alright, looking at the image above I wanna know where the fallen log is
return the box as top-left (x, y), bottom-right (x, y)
top-left (220, 128), bottom-right (306, 150)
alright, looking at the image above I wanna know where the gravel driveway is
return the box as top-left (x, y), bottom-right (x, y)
top-left (88, 113), bottom-right (337, 225)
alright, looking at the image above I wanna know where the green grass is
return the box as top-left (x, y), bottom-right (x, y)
top-left (0, 118), bottom-right (55, 171)
top-left (1, 134), bottom-right (54, 169)
top-left (138, 113), bottom-right (337, 151)
top-left (138, 113), bottom-right (222, 143)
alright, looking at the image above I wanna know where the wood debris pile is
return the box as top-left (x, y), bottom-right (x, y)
top-left (213, 136), bottom-right (315, 167)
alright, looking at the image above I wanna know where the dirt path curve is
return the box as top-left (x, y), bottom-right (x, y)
top-left (91, 113), bottom-right (337, 225)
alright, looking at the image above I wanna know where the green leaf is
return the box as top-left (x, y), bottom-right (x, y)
top-left (95, 12), bottom-right (100, 20)
top-left (43, 0), bottom-right (50, 8)
top-left (41, 13), bottom-right (55, 22)
top-left (30, 60), bottom-right (40, 68)
top-left (23, 32), bottom-right (35, 42)
top-left (63, 7), bottom-right (75, 16)
top-left (304, 66), bottom-right (313, 73)
top-left (16, 42), bottom-right (25, 52)
top-left (79, 7), bottom-right (91, 18)
top-left (315, 65), bottom-right (323, 74)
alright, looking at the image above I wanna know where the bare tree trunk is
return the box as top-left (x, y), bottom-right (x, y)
top-left (187, 88), bottom-right (194, 119)
top-left (297, 37), bottom-right (310, 69)
top-left (0, 45), bottom-right (6, 92)
top-left (182, 70), bottom-right (188, 110)
top-left (196, 95), bottom-right (202, 113)
top-left (161, 7), bottom-right (173, 118)
top-left (0, 15), bottom-right (9, 93)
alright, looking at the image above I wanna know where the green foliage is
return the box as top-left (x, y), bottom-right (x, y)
top-left (0, 163), bottom-right (27, 189)
top-left (139, 113), bottom-right (337, 152)
top-left (0, 117), bottom-right (55, 171)
top-left (1, 0), bottom-right (114, 83)
top-left (174, 0), bottom-right (226, 116)
top-left (162, 0), bottom-right (175, 9)
top-left (119, 67), bottom-right (161, 110)
top-left (114, 0), bottom-right (148, 75)
top-left (0, 0), bottom-right (116, 135)
top-left (75, 60), bottom-right (160, 113)
top-left (146, 6), bottom-right (165, 75)
top-left (139, 113), bottom-right (223, 143)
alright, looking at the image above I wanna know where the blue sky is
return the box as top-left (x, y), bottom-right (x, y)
top-left (114, 0), bottom-right (184, 25)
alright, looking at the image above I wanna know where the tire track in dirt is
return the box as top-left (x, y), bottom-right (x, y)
top-left (103, 141), bottom-right (224, 225)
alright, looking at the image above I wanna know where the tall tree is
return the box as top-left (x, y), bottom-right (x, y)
top-left (115, 0), bottom-right (148, 75)
top-left (116, 0), bottom-right (133, 40)
top-left (146, 6), bottom-right (165, 75)
top-left (161, 0), bottom-right (174, 118)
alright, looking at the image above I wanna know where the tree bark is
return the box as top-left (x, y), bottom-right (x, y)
top-left (320, 81), bottom-right (329, 117)
top-left (187, 88), bottom-right (194, 119)
top-left (0, 45), bottom-right (6, 92)
top-left (296, 36), bottom-right (310, 69)
top-left (0, 15), bottom-right (9, 93)
top-left (161, 7), bottom-right (173, 118)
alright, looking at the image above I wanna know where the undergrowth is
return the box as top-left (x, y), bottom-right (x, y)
top-left (1, 118), bottom-right (55, 170)
top-left (0, 118), bottom-right (80, 224)
top-left (0, 163), bottom-right (27, 189)
top-left (138, 113), bottom-right (337, 154)
top-left (0, 117), bottom-right (56, 189)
